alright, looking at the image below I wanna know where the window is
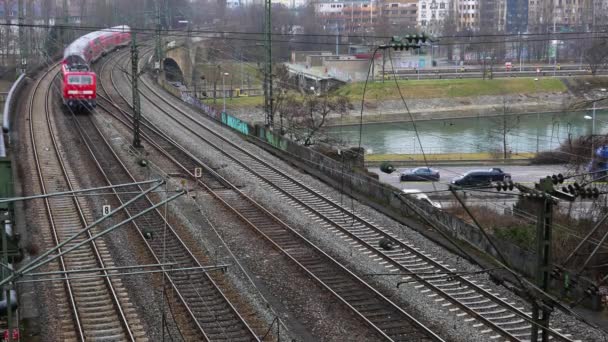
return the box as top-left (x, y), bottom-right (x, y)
top-left (67, 75), bottom-right (93, 85)
top-left (421, 3), bottom-right (426, 9)
top-left (439, 2), bottom-right (444, 9)
top-left (68, 75), bottom-right (80, 84)
top-left (81, 75), bottom-right (93, 85)
top-left (401, 10), bottom-right (407, 14)
top-left (391, 3), bottom-right (398, 7)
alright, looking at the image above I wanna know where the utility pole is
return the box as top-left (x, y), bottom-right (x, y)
top-left (591, 101), bottom-right (596, 160)
top-left (62, 0), bottom-right (68, 46)
top-left (514, 176), bottom-right (574, 342)
top-left (18, 0), bottom-right (26, 74)
top-left (530, 195), bottom-right (554, 342)
top-left (131, 32), bottom-right (142, 148)
top-left (264, 0), bottom-right (274, 127)
top-left (155, 0), bottom-right (162, 70)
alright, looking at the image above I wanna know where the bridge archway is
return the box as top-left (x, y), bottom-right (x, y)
top-left (163, 58), bottom-right (184, 84)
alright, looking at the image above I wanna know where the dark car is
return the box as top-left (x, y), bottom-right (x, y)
top-left (400, 167), bottom-right (440, 182)
top-left (451, 168), bottom-right (511, 187)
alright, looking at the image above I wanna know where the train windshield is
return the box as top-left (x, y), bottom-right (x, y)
top-left (67, 75), bottom-right (94, 85)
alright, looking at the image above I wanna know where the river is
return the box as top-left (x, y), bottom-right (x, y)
top-left (325, 110), bottom-right (608, 155)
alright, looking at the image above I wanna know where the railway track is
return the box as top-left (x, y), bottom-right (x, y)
top-left (95, 50), bottom-right (446, 341)
top-left (113, 49), bottom-right (582, 341)
top-left (75, 52), bottom-right (261, 342)
top-left (27, 65), bottom-right (144, 340)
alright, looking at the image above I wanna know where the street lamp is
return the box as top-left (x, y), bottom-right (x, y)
top-left (584, 102), bottom-right (597, 159)
top-left (222, 72), bottom-right (229, 113)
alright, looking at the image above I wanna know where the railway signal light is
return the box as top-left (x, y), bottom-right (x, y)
top-left (551, 173), bottom-right (564, 184)
top-left (382, 33), bottom-right (431, 51)
top-left (403, 34), bottom-right (428, 44)
top-left (495, 180), bottom-right (514, 191)
top-left (380, 162), bottom-right (395, 174)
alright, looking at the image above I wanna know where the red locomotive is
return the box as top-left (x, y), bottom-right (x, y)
top-left (61, 25), bottom-right (131, 109)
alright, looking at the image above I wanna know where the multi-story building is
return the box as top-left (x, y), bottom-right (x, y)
top-left (380, 0), bottom-right (418, 31)
top-left (314, 0), bottom-right (378, 32)
top-left (505, 0), bottom-right (528, 33)
top-left (453, 0), bottom-right (479, 30)
top-left (478, 0), bottom-right (507, 32)
top-left (417, 0), bottom-right (450, 34)
top-left (528, 0), bottom-right (592, 31)
top-left (591, 0), bottom-right (608, 28)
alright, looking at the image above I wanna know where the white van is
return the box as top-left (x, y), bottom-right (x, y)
top-left (402, 189), bottom-right (442, 209)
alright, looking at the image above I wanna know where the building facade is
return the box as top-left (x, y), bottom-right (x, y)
top-left (528, 0), bottom-right (593, 31)
top-left (454, 0), bottom-right (479, 30)
top-left (478, 0), bottom-right (507, 32)
top-left (314, 0), bottom-right (378, 32)
top-left (380, 0), bottom-right (418, 31)
top-left (505, 0), bottom-right (528, 33)
top-left (417, 0), bottom-right (450, 34)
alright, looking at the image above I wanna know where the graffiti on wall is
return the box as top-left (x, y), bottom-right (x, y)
top-left (221, 112), bottom-right (250, 135)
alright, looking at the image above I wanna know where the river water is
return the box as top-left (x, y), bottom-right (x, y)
top-left (326, 110), bottom-right (608, 155)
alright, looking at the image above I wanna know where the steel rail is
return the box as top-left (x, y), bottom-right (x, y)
top-left (79, 52), bottom-right (260, 341)
top-left (28, 65), bottom-right (135, 340)
top-left (98, 49), bottom-right (446, 342)
top-left (124, 48), bottom-right (579, 341)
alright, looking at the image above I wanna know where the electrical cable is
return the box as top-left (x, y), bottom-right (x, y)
top-left (5, 21), bottom-right (608, 49)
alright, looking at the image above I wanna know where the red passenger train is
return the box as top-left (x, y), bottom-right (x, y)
top-left (61, 25), bottom-right (131, 109)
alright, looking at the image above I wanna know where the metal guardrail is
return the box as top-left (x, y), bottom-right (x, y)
top-left (1, 74), bottom-right (26, 157)
top-left (382, 69), bottom-right (608, 80)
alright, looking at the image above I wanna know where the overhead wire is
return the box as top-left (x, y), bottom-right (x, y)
top-left (5, 21), bottom-right (608, 49)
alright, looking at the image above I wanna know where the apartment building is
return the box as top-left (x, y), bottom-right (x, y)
top-left (528, 0), bottom-right (592, 31)
top-left (454, 0), bottom-right (479, 30)
top-left (314, 0), bottom-right (378, 32)
top-left (380, 0), bottom-right (418, 30)
top-left (505, 0), bottom-right (528, 33)
top-left (479, 0), bottom-right (507, 32)
top-left (417, 0), bottom-right (450, 34)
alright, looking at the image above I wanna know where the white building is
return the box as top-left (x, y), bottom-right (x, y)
top-left (454, 0), bottom-right (479, 30)
top-left (417, 0), bottom-right (450, 34)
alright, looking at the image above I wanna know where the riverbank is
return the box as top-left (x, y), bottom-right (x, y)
top-left (365, 152), bottom-right (536, 166)
top-left (220, 76), bottom-right (608, 126)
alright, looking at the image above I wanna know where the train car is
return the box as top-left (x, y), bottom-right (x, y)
top-left (61, 25), bottom-right (131, 110)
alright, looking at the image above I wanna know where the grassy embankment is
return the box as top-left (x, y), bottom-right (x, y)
top-left (212, 77), bottom-right (567, 109)
top-left (335, 77), bottom-right (567, 102)
top-left (366, 152), bottom-right (536, 162)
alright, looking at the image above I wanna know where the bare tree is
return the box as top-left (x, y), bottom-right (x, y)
top-left (493, 98), bottom-right (519, 159)
top-left (584, 38), bottom-right (608, 76)
top-left (279, 92), bottom-right (351, 146)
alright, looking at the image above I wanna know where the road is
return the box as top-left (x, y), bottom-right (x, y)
top-left (370, 164), bottom-right (566, 194)
top-left (369, 164), bottom-right (599, 217)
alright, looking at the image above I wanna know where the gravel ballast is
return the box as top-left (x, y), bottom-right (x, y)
top-left (108, 66), bottom-right (606, 340)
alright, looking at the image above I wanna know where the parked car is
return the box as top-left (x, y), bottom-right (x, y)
top-left (400, 167), bottom-right (440, 182)
top-left (402, 189), bottom-right (442, 209)
top-left (451, 168), bottom-right (511, 187)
